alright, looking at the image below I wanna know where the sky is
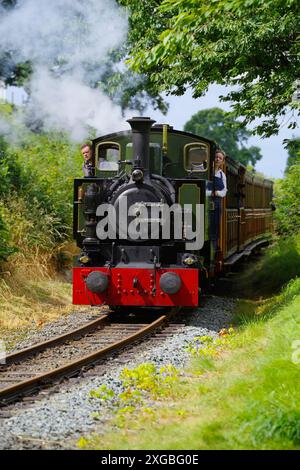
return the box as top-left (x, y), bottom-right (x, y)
top-left (146, 85), bottom-right (299, 180)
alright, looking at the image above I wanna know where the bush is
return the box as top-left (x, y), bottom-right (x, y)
top-left (0, 135), bottom-right (23, 197)
top-left (0, 206), bottom-right (16, 262)
top-left (14, 132), bottom-right (81, 231)
top-left (0, 193), bottom-right (67, 252)
top-left (0, 134), bottom-right (20, 261)
top-left (0, 128), bottom-right (82, 261)
top-left (235, 233), bottom-right (300, 298)
top-left (275, 154), bottom-right (300, 235)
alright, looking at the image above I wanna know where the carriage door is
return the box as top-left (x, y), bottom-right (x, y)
top-left (237, 168), bottom-right (246, 252)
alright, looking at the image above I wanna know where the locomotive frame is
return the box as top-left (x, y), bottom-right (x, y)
top-left (73, 117), bottom-right (273, 308)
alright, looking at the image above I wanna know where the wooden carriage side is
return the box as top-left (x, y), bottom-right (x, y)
top-left (221, 158), bottom-right (273, 266)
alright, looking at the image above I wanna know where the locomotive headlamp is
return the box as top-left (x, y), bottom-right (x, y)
top-left (79, 255), bottom-right (90, 264)
top-left (85, 271), bottom-right (109, 294)
top-left (159, 272), bottom-right (181, 294)
top-left (183, 257), bottom-right (195, 266)
top-left (132, 169), bottom-right (144, 182)
top-left (182, 254), bottom-right (198, 266)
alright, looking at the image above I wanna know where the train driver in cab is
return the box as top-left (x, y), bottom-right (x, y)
top-left (81, 143), bottom-right (94, 177)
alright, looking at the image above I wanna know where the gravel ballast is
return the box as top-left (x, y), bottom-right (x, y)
top-left (0, 296), bottom-right (235, 450)
top-left (5, 308), bottom-right (108, 353)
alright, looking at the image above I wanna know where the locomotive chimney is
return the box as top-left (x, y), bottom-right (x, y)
top-left (127, 117), bottom-right (155, 178)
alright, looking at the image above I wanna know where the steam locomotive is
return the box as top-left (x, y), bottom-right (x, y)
top-left (73, 117), bottom-right (273, 308)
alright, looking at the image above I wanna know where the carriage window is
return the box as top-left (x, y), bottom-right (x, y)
top-left (97, 143), bottom-right (120, 171)
top-left (184, 143), bottom-right (209, 172)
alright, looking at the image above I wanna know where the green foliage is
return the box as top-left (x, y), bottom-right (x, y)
top-left (0, 101), bottom-right (82, 263)
top-left (77, 437), bottom-right (89, 449)
top-left (14, 132), bottom-right (81, 232)
top-left (184, 108), bottom-right (262, 166)
top-left (284, 137), bottom-right (300, 172)
top-left (185, 329), bottom-right (236, 364)
top-left (120, 363), bottom-right (179, 397)
top-left (248, 408), bottom-right (300, 446)
top-left (0, 206), bottom-right (17, 261)
top-left (89, 384), bottom-right (115, 401)
top-left (124, 0), bottom-right (300, 136)
top-left (0, 0), bottom-right (17, 9)
top-left (0, 104), bottom-right (26, 198)
top-left (275, 153), bottom-right (300, 235)
top-left (0, 132), bottom-right (79, 259)
top-left (87, 362), bottom-right (180, 431)
top-left (230, 280), bottom-right (300, 449)
top-left (0, 122), bottom-right (22, 260)
top-left (0, 195), bottom-right (67, 254)
top-left (0, 52), bottom-right (32, 87)
top-left (0, 141), bottom-right (24, 197)
top-left (234, 234), bottom-right (300, 299)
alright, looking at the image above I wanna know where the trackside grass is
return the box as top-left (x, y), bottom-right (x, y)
top-left (78, 236), bottom-right (300, 450)
top-left (234, 234), bottom-right (300, 298)
top-left (0, 241), bottom-right (89, 348)
top-left (79, 277), bottom-right (300, 450)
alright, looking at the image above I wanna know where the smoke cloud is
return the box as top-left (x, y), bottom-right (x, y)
top-left (0, 0), bottom-right (129, 140)
top-left (29, 68), bottom-right (126, 141)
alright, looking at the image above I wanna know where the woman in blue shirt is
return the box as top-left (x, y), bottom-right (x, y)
top-left (207, 150), bottom-right (227, 250)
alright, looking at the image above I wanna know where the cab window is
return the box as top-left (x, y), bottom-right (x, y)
top-left (184, 143), bottom-right (209, 172)
top-left (96, 142), bottom-right (120, 172)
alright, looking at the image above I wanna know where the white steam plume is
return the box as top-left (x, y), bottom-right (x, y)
top-left (30, 68), bottom-right (127, 141)
top-left (0, 0), bottom-right (130, 141)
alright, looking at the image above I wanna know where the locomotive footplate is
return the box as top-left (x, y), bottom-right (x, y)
top-left (73, 267), bottom-right (198, 307)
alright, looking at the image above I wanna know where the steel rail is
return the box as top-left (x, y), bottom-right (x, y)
top-left (0, 314), bottom-right (167, 404)
top-left (4, 314), bottom-right (110, 365)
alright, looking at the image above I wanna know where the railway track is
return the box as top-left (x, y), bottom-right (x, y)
top-left (0, 310), bottom-right (176, 405)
